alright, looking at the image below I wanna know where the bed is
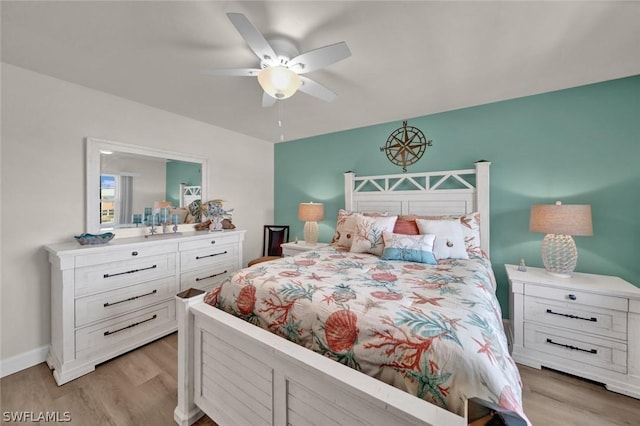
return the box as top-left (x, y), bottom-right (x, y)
top-left (174, 161), bottom-right (530, 425)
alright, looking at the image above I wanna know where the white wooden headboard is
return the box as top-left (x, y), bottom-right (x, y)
top-left (344, 161), bottom-right (491, 257)
top-left (180, 184), bottom-right (202, 208)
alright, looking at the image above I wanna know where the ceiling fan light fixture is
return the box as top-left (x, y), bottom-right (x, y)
top-left (257, 66), bottom-right (301, 99)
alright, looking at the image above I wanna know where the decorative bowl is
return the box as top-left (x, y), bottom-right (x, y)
top-left (74, 232), bottom-right (115, 245)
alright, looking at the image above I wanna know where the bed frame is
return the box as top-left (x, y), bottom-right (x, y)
top-left (180, 184), bottom-right (202, 208)
top-left (175, 161), bottom-right (491, 426)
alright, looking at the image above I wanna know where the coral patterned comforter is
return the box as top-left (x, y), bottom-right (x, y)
top-left (204, 246), bottom-right (529, 422)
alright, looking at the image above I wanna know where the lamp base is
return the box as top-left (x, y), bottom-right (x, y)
top-left (303, 221), bottom-right (319, 245)
top-left (541, 233), bottom-right (577, 278)
top-left (545, 270), bottom-right (573, 279)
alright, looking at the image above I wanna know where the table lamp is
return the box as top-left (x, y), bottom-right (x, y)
top-left (529, 201), bottom-right (593, 278)
top-left (298, 202), bottom-right (324, 244)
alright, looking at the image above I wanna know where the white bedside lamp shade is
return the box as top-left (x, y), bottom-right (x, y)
top-left (530, 201), bottom-right (593, 278)
top-left (298, 202), bottom-right (324, 245)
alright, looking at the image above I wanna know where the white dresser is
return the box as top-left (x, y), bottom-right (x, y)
top-left (45, 229), bottom-right (245, 385)
top-left (506, 264), bottom-right (640, 398)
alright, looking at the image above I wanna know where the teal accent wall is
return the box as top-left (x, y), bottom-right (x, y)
top-left (275, 75), bottom-right (640, 316)
top-left (166, 160), bottom-right (202, 207)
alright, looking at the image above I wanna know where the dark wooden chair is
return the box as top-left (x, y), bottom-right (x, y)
top-left (247, 225), bottom-right (290, 267)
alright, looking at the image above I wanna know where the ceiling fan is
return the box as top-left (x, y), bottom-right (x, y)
top-left (205, 13), bottom-right (351, 107)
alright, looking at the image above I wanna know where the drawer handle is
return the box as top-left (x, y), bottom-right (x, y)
top-left (567, 294), bottom-right (577, 301)
top-left (196, 250), bottom-right (228, 260)
top-left (132, 251), bottom-right (139, 256)
top-left (104, 264), bottom-right (157, 278)
top-left (211, 240), bottom-right (216, 245)
top-left (195, 270), bottom-right (228, 282)
top-left (546, 338), bottom-right (597, 354)
top-left (103, 289), bottom-right (158, 307)
top-left (546, 309), bottom-right (597, 322)
top-left (103, 314), bottom-right (157, 336)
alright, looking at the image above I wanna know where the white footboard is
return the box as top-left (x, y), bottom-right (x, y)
top-left (175, 291), bottom-right (467, 426)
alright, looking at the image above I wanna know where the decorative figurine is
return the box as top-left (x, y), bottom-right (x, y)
top-left (518, 258), bottom-right (527, 272)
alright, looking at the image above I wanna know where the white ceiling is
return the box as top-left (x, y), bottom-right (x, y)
top-left (2, 1), bottom-right (640, 143)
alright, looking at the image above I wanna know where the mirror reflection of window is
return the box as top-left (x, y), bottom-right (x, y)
top-left (100, 174), bottom-right (116, 225)
top-left (100, 174), bottom-right (133, 226)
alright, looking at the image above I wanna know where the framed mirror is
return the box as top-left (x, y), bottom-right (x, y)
top-left (86, 137), bottom-right (208, 234)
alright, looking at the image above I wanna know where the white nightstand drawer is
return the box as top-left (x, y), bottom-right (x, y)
top-left (180, 262), bottom-right (235, 292)
top-left (524, 323), bottom-right (627, 374)
top-left (75, 253), bottom-right (176, 297)
top-left (524, 296), bottom-right (627, 340)
top-left (75, 300), bottom-right (176, 359)
top-left (525, 284), bottom-right (628, 311)
top-left (75, 276), bottom-right (178, 327)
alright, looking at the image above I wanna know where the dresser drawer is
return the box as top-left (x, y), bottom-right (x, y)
top-left (524, 323), bottom-right (627, 374)
top-left (180, 243), bottom-right (237, 272)
top-left (525, 284), bottom-right (628, 311)
top-left (524, 296), bottom-right (627, 340)
top-left (75, 242), bottom-right (178, 268)
top-left (180, 262), bottom-right (234, 292)
top-left (75, 301), bottom-right (176, 359)
top-left (75, 253), bottom-right (176, 297)
top-left (179, 234), bottom-right (238, 252)
top-left (75, 276), bottom-right (178, 327)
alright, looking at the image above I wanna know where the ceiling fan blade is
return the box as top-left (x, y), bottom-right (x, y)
top-left (289, 42), bottom-right (351, 74)
top-left (227, 13), bottom-right (277, 65)
top-left (298, 76), bottom-right (337, 102)
top-left (262, 92), bottom-right (277, 108)
top-left (202, 68), bottom-right (260, 76)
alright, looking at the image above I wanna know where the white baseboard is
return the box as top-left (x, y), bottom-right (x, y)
top-left (0, 345), bottom-right (49, 378)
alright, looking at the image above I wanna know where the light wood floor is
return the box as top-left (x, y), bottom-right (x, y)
top-left (1, 333), bottom-right (639, 425)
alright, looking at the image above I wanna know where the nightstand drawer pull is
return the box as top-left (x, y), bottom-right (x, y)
top-left (103, 289), bottom-right (158, 307)
top-left (195, 270), bottom-right (228, 282)
top-left (568, 294), bottom-right (577, 300)
top-left (103, 314), bottom-right (157, 336)
top-left (546, 338), bottom-right (597, 354)
top-left (103, 264), bottom-right (157, 278)
top-left (196, 251), bottom-right (228, 260)
top-left (546, 309), bottom-right (597, 322)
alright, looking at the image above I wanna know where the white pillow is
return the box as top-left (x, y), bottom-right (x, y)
top-left (415, 219), bottom-right (469, 260)
top-left (381, 232), bottom-right (437, 264)
top-left (350, 215), bottom-right (398, 256)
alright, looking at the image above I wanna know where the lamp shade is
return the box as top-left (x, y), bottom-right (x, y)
top-left (257, 66), bottom-right (301, 100)
top-left (298, 202), bottom-right (324, 222)
top-left (529, 202), bottom-right (593, 236)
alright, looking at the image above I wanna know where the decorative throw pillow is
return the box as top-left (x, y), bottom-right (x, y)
top-left (400, 212), bottom-right (483, 257)
top-left (350, 215), bottom-right (398, 256)
top-left (381, 232), bottom-right (437, 264)
top-left (392, 218), bottom-right (420, 235)
top-left (332, 209), bottom-right (388, 248)
top-left (415, 219), bottom-right (469, 260)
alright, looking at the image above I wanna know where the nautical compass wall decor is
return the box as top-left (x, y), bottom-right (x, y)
top-left (380, 120), bottom-right (432, 172)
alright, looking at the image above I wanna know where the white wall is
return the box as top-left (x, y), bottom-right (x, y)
top-left (0, 63), bottom-right (275, 371)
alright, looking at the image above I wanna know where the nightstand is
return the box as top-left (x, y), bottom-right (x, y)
top-left (281, 241), bottom-right (330, 257)
top-left (506, 264), bottom-right (640, 398)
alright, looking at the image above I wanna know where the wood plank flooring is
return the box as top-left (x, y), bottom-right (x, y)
top-left (2, 333), bottom-right (639, 425)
